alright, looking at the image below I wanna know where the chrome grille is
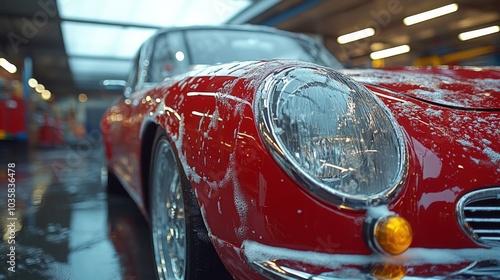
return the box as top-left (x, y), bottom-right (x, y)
top-left (457, 187), bottom-right (500, 247)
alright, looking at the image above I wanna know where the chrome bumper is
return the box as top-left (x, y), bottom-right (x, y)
top-left (243, 241), bottom-right (500, 279)
top-left (250, 259), bottom-right (500, 279)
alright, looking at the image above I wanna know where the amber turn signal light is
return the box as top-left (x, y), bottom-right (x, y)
top-left (374, 216), bottom-right (412, 255)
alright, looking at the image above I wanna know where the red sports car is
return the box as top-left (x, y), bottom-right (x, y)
top-left (101, 25), bottom-right (500, 279)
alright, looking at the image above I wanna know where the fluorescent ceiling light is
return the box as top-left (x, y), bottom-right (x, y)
top-left (57, 0), bottom-right (251, 26)
top-left (403, 3), bottom-right (458, 26)
top-left (370, 45), bottom-right (410, 60)
top-left (337, 28), bottom-right (375, 44)
top-left (62, 21), bottom-right (156, 59)
top-left (0, 58), bottom-right (17, 74)
top-left (459, 25), bottom-right (500, 41)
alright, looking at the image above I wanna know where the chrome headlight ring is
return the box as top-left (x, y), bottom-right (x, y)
top-left (255, 65), bottom-right (408, 210)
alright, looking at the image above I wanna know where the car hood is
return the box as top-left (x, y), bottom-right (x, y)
top-left (342, 66), bottom-right (500, 110)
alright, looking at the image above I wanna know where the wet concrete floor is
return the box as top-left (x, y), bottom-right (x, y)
top-left (0, 141), bottom-right (156, 279)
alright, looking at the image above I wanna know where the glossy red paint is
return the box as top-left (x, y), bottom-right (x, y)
top-left (344, 66), bottom-right (500, 109)
top-left (371, 85), bottom-right (499, 247)
top-left (102, 61), bottom-right (500, 279)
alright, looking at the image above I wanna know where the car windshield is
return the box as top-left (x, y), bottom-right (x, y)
top-left (147, 28), bottom-right (342, 83)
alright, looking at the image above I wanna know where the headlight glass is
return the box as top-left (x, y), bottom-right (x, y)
top-left (255, 66), bottom-right (407, 209)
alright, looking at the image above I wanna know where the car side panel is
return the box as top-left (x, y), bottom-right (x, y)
top-left (103, 61), bottom-right (499, 279)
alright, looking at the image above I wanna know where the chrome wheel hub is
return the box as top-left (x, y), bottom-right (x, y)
top-left (151, 138), bottom-right (187, 280)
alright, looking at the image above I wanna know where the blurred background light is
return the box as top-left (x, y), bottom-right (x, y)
top-left (0, 58), bottom-right (17, 74)
top-left (41, 90), bottom-right (51, 100)
top-left (35, 84), bottom-right (45, 93)
top-left (459, 25), bottom-right (500, 41)
top-left (370, 45), bottom-right (410, 60)
top-left (337, 28), bottom-right (375, 44)
top-left (28, 78), bottom-right (38, 88)
top-left (175, 51), bottom-right (185, 61)
top-left (403, 3), bottom-right (458, 26)
top-left (78, 93), bottom-right (88, 103)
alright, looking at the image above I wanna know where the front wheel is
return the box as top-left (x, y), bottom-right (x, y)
top-left (149, 129), bottom-right (231, 280)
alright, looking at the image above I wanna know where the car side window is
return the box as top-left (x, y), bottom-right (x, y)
top-left (124, 52), bottom-right (140, 98)
top-left (148, 31), bottom-right (190, 83)
top-left (124, 36), bottom-right (157, 98)
top-left (135, 37), bottom-right (155, 90)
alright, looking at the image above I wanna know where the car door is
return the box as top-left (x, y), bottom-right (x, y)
top-left (109, 38), bottom-right (155, 196)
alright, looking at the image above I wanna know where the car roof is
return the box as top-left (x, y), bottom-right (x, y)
top-left (153, 24), bottom-right (310, 41)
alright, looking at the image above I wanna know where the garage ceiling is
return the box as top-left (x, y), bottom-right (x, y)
top-left (252, 0), bottom-right (500, 68)
top-left (0, 0), bottom-right (499, 101)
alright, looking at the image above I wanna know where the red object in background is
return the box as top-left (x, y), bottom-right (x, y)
top-left (0, 95), bottom-right (27, 140)
top-left (38, 114), bottom-right (64, 146)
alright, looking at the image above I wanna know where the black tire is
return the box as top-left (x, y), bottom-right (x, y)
top-left (149, 128), bottom-right (231, 280)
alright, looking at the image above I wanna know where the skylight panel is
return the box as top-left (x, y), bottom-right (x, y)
top-left (68, 57), bottom-right (132, 78)
top-left (57, 0), bottom-right (252, 27)
top-left (61, 21), bottom-right (156, 59)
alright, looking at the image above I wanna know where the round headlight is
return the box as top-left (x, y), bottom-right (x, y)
top-left (255, 66), bottom-right (407, 209)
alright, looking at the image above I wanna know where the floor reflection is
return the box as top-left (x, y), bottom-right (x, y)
top-left (0, 143), bottom-right (155, 280)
